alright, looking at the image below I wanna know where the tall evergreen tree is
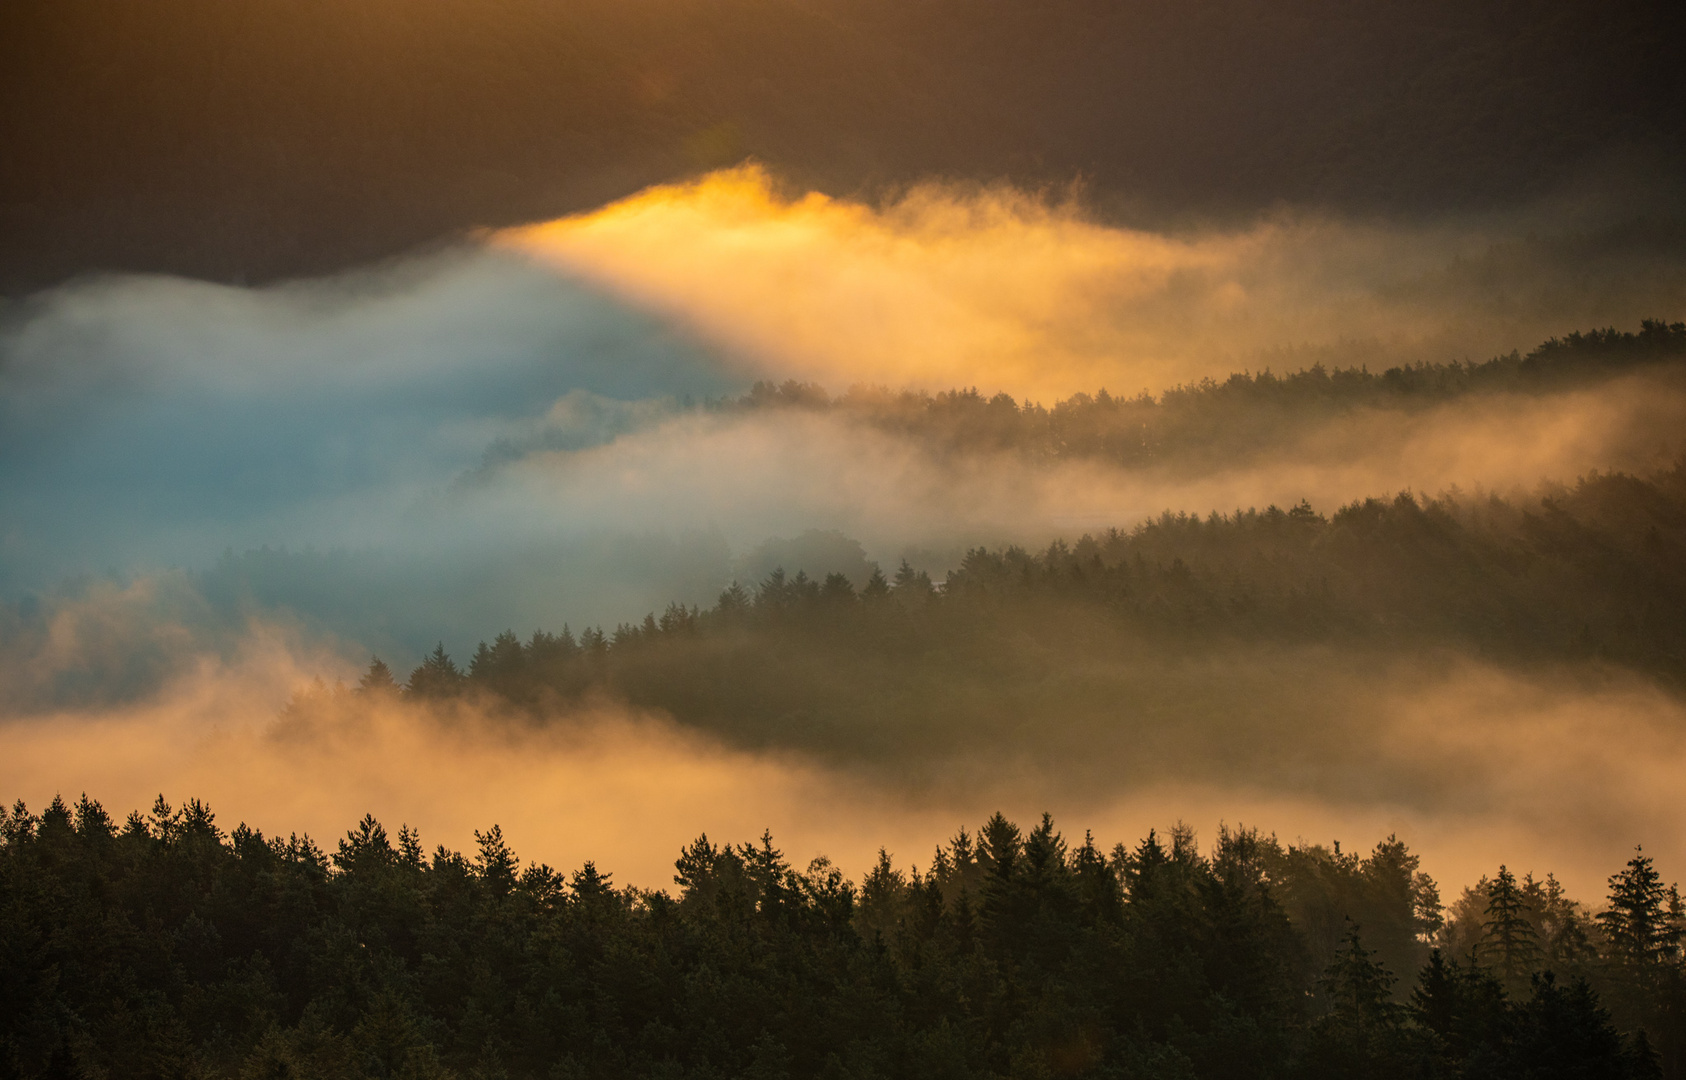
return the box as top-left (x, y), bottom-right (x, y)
top-left (1482, 865), bottom-right (1543, 988)
top-left (357, 656), bottom-right (399, 694)
top-left (406, 643), bottom-right (464, 697)
top-left (1599, 849), bottom-right (1682, 971)
top-left (1307, 923), bottom-right (1410, 1078)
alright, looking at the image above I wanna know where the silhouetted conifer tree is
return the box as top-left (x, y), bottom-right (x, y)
top-left (1600, 849), bottom-right (1682, 970)
top-left (1483, 864), bottom-right (1543, 989)
top-left (406, 643), bottom-right (464, 697)
top-left (357, 656), bottom-right (400, 694)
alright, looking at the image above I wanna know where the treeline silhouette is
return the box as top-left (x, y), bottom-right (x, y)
top-left (366, 459), bottom-right (1686, 766)
top-left (3, 796), bottom-right (1679, 1078)
top-left (718, 319), bottom-right (1686, 470)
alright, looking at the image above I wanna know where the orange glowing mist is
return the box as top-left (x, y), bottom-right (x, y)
top-left (5, 614), bottom-right (1686, 900)
top-left (500, 167), bottom-right (1686, 401)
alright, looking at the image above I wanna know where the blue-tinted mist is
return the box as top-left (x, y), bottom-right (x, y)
top-left (0, 247), bottom-right (747, 683)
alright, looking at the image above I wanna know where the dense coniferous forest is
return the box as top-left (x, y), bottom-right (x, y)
top-left (2, 796), bottom-right (1681, 1078)
top-left (4, 322), bottom-right (1679, 716)
top-left (717, 320), bottom-right (1686, 470)
top-left (365, 456), bottom-right (1686, 766)
top-left (8, 322), bottom-right (1686, 1076)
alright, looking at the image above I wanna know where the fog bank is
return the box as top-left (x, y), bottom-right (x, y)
top-left (3, 629), bottom-right (1683, 903)
top-left (509, 167), bottom-right (1686, 400)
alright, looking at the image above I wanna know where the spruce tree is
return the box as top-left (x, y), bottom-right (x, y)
top-left (356, 657), bottom-right (399, 694)
top-left (1311, 923), bottom-right (1409, 1077)
top-left (1598, 848), bottom-right (1682, 971)
top-left (406, 643), bottom-right (463, 697)
top-left (1540, 873), bottom-right (1595, 965)
top-left (1482, 865), bottom-right (1542, 988)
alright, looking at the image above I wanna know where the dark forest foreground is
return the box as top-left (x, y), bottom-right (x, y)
top-left (3, 796), bottom-right (1682, 1079)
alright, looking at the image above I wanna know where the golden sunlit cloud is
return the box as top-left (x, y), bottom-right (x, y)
top-left (502, 166), bottom-right (1686, 400)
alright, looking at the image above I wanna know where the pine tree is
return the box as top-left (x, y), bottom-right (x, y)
top-left (1598, 848), bottom-right (1682, 970)
top-left (1312, 922), bottom-right (1410, 1076)
top-left (858, 849), bottom-right (909, 942)
top-left (1411, 949), bottom-right (1509, 1061)
top-left (820, 572), bottom-right (856, 602)
top-left (978, 813), bottom-right (1022, 880)
top-left (1323, 924), bottom-right (1398, 1021)
top-left (356, 657), bottom-right (399, 695)
top-left (468, 630), bottom-right (525, 689)
top-left (756, 568), bottom-right (790, 609)
top-left (336, 814), bottom-right (394, 873)
top-left (1482, 865), bottom-right (1542, 988)
top-left (1125, 827), bottom-right (1169, 899)
top-left (892, 559), bottom-right (934, 600)
top-left (716, 581), bottom-right (751, 615)
top-left (473, 824), bottom-right (517, 895)
top-left (571, 861), bottom-right (616, 910)
top-left (1540, 873), bottom-right (1595, 965)
top-left (406, 644), bottom-right (464, 697)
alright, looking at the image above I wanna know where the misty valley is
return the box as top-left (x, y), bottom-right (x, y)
top-left (9, 321), bottom-right (1686, 1078)
top-left (4, 6), bottom-right (1686, 1060)
top-left (3, 0), bottom-right (1686, 1064)
top-left (8, 326), bottom-right (1685, 1077)
top-left (324, 453), bottom-right (1686, 780)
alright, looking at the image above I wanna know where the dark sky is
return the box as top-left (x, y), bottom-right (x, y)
top-left (3, 0), bottom-right (1684, 293)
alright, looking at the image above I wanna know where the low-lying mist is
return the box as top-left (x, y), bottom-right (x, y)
top-left (2, 628), bottom-right (1681, 903)
top-left (5, 171), bottom-right (1681, 648)
top-left (4, 358), bottom-right (1680, 706)
top-left (4, 169), bottom-right (1686, 906)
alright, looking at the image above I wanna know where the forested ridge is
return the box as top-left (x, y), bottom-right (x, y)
top-left (9, 322), bottom-right (1686, 1076)
top-left (368, 459), bottom-right (1686, 767)
top-left (4, 794), bottom-right (1683, 1079)
top-left (715, 320), bottom-right (1686, 470)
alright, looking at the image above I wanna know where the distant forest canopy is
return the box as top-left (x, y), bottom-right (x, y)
top-left (712, 319), bottom-right (1686, 469)
top-left (350, 458), bottom-right (1686, 763)
top-left (3, 795), bottom-right (1680, 1078)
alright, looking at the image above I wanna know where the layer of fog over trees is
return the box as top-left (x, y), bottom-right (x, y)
top-left (7, 1), bottom-right (1686, 1072)
top-left (8, 317), bottom-right (1684, 865)
top-left (714, 322), bottom-right (1686, 476)
top-left (3, 0), bottom-right (1683, 291)
top-left (314, 320), bottom-right (1686, 760)
top-left (324, 452), bottom-right (1686, 779)
top-left (2, 317), bottom-right (1682, 711)
top-left (6, 301), bottom-right (1686, 1072)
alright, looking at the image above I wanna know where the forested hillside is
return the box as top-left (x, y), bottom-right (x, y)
top-left (360, 458), bottom-right (1686, 768)
top-left (721, 320), bottom-right (1686, 470)
top-left (8, 326), bottom-right (1686, 1077)
top-left (3, 796), bottom-right (1680, 1078)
